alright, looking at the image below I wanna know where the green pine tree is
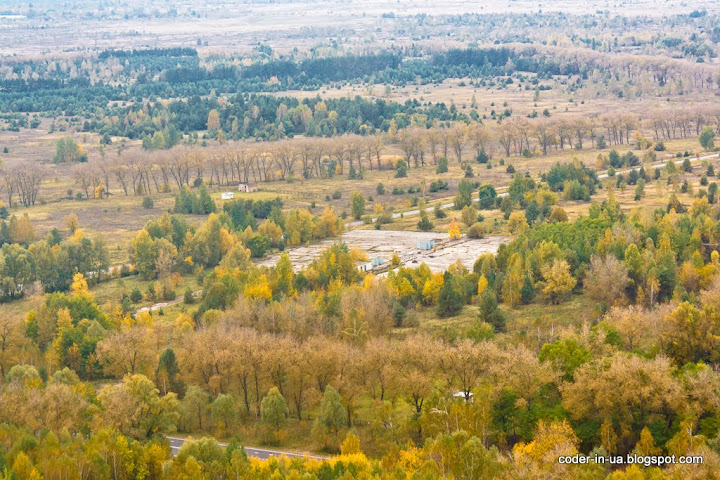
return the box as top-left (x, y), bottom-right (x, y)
top-left (478, 291), bottom-right (505, 332)
top-left (437, 272), bottom-right (463, 317)
top-left (417, 211), bottom-right (434, 231)
top-left (520, 275), bottom-right (535, 304)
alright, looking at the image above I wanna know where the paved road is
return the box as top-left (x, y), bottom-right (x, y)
top-left (345, 152), bottom-right (720, 228)
top-left (597, 152), bottom-right (719, 180)
top-left (135, 289), bottom-right (202, 314)
top-left (166, 436), bottom-right (329, 461)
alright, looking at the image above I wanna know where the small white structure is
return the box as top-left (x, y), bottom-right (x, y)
top-left (371, 257), bottom-right (385, 267)
top-left (358, 262), bottom-right (373, 272)
top-left (417, 240), bottom-right (435, 250)
top-left (221, 192), bottom-right (235, 200)
top-left (238, 182), bottom-right (258, 193)
top-left (453, 391), bottom-right (474, 403)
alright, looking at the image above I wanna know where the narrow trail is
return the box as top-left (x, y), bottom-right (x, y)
top-left (345, 152), bottom-right (720, 228)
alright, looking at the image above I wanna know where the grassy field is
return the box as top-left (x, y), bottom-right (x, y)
top-left (1, 126), bottom-right (709, 266)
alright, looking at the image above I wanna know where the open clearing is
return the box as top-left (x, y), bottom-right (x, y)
top-left (2, 0), bottom-right (718, 57)
top-left (258, 229), bottom-right (508, 272)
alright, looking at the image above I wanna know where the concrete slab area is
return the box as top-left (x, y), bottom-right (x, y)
top-left (257, 229), bottom-right (509, 273)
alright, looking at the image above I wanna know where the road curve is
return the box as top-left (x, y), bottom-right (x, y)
top-left (166, 436), bottom-right (329, 461)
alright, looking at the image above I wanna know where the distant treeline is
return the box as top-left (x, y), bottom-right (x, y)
top-left (0, 47), bottom-right (574, 139)
top-left (97, 47), bottom-right (198, 59)
top-left (153, 48), bottom-right (572, 89)
top-left (0, 78), bottom-right (92, 93)
top-left (1, 47), bottom-right (564, 98)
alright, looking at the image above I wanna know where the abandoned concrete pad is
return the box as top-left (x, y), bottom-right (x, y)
top-left (257, 229), bottom-right (509, 273)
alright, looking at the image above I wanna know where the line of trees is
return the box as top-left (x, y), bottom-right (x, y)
top-left (18, 106), bottom-right (714, 209)
top-left (4, 102), bottom-right (717, 211)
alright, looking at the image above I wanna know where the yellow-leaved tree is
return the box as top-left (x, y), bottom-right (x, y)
top-left (71, 273), bottom-right (92, 300)
top-left (633, 426), bottom-right (661, 456)
top-left (244, 274), bottom-right (272, 301)
top-left (514, 420), bottom-right (579, 474)
top-left (207, 109), bottom-right (220, 132)
top-left (600, 418), bottom-right (618, 454)
top-left (502, 253), bottom-right (524, 307)
top-left (540, 259), bottom-right (576, 304)
top-left (390, 252), bottom-right (401, 268)
top-left (421, 273), bottom-right (444, 305)
top-left (64, 212), bottom-right (79, 233)
top-left (507, 211), bottom-right (529, 235)
top-left (448, 218), bottom-right (461, 239)
top-left (477, 275), bottom-right (489, 296)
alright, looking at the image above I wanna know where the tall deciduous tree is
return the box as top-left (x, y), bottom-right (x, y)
top-left (211, 393), bottom-right (238, 434)
top-left (96, 326), bottom-right (154, 377)
top-left (313, 385), bottom-right (347, 452)
top-left (350, 192), bottom-right (365, 220)
top-left (261, 387), bottom-right (288, 444)
top-left (181, 385), bottom-right (209, 431)
top-left (584, 255), bottom-right (629, 307)
top-left (541, 259), bottom-right (576, 304)
top-left (97, 374), bottom-right (179, 439)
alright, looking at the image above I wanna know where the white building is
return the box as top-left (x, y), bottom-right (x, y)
top-left (453, 391), bottom-right (474, 403)
top-left (238, 182), bottom-right (258, 193)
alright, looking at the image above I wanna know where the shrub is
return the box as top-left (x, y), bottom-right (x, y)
top-left (129, 288), bottom-right (143, 303)
top-left (417, 211), bottom-right (434, 231)
top-left (429, 180), bottom-right (448, 192)
top-left (476, 149), bottom-right (489, 164)
top-left (549, 206), bottom-right (568, 223)
top-left (376, 211), bottom-right (393, 225)
top-left (477, 184), bottom-right (497, 209)
top-left (247, 234), bottom-right (271, 258)
top-left (436, 158), bottom-right (448, 174)
top-left (142, 196), bottom-right (154, 209)
top-left (461, 205), bottom-right (479, 226)
top-left (184, 288), bottom-right (195, 304)
top-left (395, 160), bottom-right (408, 178)
top-left (467, 222), bottom-right (485, 238)
top-left (700, 126), bottom-right (715, 150)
